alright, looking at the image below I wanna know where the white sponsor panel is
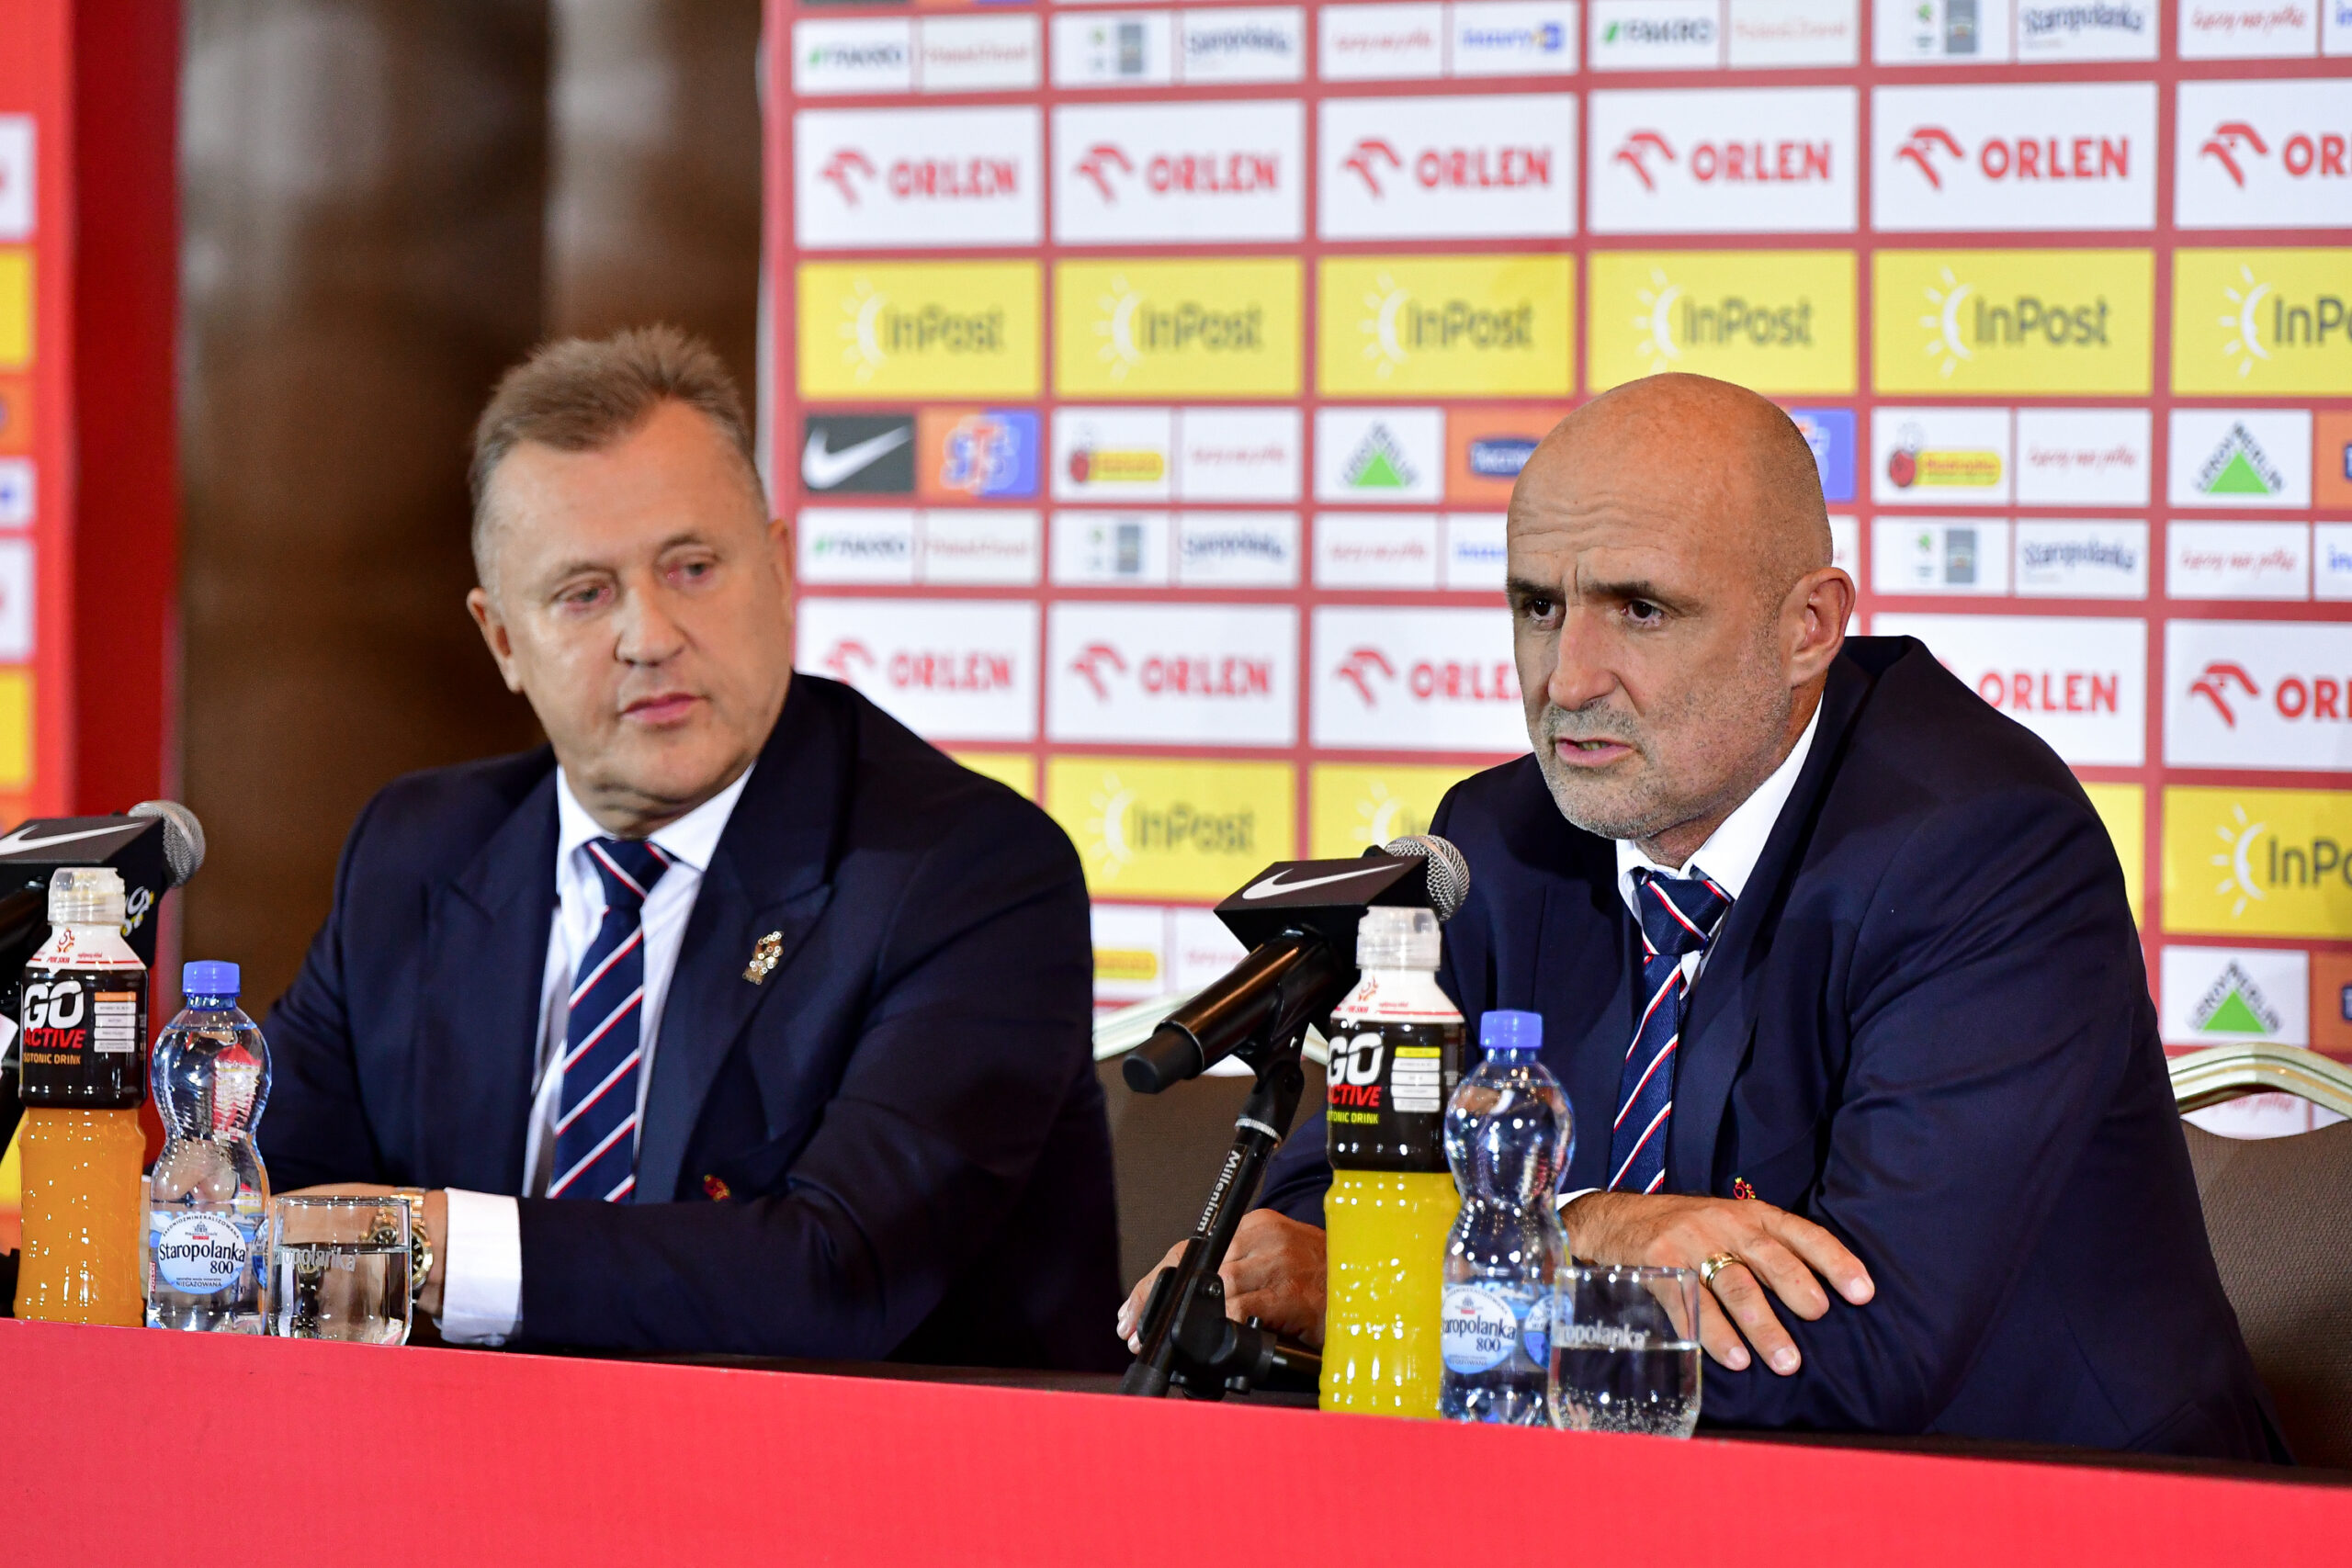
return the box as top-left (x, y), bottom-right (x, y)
top-left (1871, 83), bottom-right (2156, 232)
top-left (0, 118), bottom-right (29, 242)
top-left (2167, 521), bottom-right (2312, 601)
top-left (795, 106), bottom-right (1040, 250)
top-left (2166, 410), bottom-right (2314, 510)
top-left (793, 18), bottom-right (915, 95)
top-left (0, 460), bottom-right (30, 528)
top-left (2015, 408), bottom-right (2152, 506)
top-left (1090, 903), bottom-right (1169, 1004)
top-left (1874, 0), bottom-right (2014, 61)
top-left (1589, 0), bottom-right (1723, 67)
top-left (919, 16), bottom-right (1043, 91)
top-left (2014, 520), bottom-right (2151, 599)
top-left (2179, 0), bottom-right (2319, 57)
top-left (1052, 99), bottom-right (1303, 244)
top-left (1177, 6), bottom-right (1308, 81)
top-left (1873, 612), bottom-right (2145, 765)
top-left (1588, 86), bottom-right (1858, 234)
top-left (1446, 513), bottom-right (1510, 589)
top-left (1871, 406), bottom-right (2013, 507)
top-left (1829, 514), bottom-right (1859, 578)
top-left (2015, 0), bottom-right (2157, 57)
top-left (1727, 0), bottom-right (1861, 64)
top-left (797, 596), bottom-right (1040, 741)
top-left (1316, 513), bottom-right (1443, 588)
top-left (798, 508), bottom-right (918, 585)
top-left (2162, 946), bottom-right (2311, 1047)
top-left (1171, 908), bottom-right (1250, 994)
top-left (1312, 605), bottom-right (1530, 752)
top-left (0, 539), bottom-right (31, 662)
top-left (1052, 510), bottom-right (1173, 585)
top-left (922, 510), bottom-right (1042, 586)
top-left (2317, 522), bottom-right (2352, 601)
top-left (2331, 0), bottom-right (2352, 52)
top-left (1176, 408), bottom-right (1302, 502)
top-left (2165, 618), bottom-right (2352, 771)
top-left (2177, 80), bottom-right (2352, 231)
top-left (1176, 512), bottom-right (1301, 586)
top-left (1871, 519), bottom-right (2014, 595)
top-left (1051, 11), bottom-right (1176, 85)
top-left (1320, 1), bottom-right (1448, 79)
top-left (1319, 95), bottom-right (1577, 242)
top-left (1452, 0), bottom-right (1583, 73)
top-left (1315, 408), bottom-right (1446, 504)
top-left (1054, 407), bottom-right (1174, 502)
top-left (1048, 602), bottom-right (1298, 746)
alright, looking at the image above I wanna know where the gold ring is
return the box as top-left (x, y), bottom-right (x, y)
top-left (1700, 1251), bottom-right (1740, 1288)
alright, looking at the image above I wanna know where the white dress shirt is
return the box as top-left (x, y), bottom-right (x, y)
top-left (436, 763), bottom-right (754, 1345)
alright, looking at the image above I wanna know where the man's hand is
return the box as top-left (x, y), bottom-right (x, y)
top-left (1565, 1191), bottom-right (1873, 1376)
top-left (277, 1184), bottom-right (450, 1320)
top-left (1115, 1209), bottom-right (1327, 1352)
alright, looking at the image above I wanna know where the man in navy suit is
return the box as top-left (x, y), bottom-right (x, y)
top-left (1125, 374), bottom-right (2278, 1457)
top-left (266, 327), bottom-right (1122, 1370)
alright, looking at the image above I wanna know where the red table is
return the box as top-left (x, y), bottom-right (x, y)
top-left (3, 1317), bottom-right (2343, 1564)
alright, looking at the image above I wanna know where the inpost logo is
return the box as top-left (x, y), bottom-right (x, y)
top-left (1873, 249), bottom-right (2152, 396)
top-left (2164, 787), bottom-right (2352, 941)
top-left (1319, 255), bottom-right (1573, 397)
top-left (2174, 250), bottom-right (2352, 397)
top-left (1044, 757), bottom-right (1296, 899)
top-left (1588, 251), bottom-right (1856, 396)
top-left (1307, 764), bottom-right (1472, 858)
top-left (1055, 259), bottom-right (1300, 399)
top-left (797, 261), bottom-right (1040, 400)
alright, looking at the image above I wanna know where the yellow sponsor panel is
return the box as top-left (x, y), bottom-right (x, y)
top-left (1309, 763), bottom-right (1479, 860)
top-left (0, 670), bottom-right (29, 791)
top-left (1046, 756), bottom-right (1295, 901)
top-left (2081, 783), bottom-right (2143, 927)
top-left (1873, 249), bottom-right (2153, 397)
top-left (2163, 786), bottom-right (2352, 941)
top-left (2174, 249), bottom-right (2352, 398)
top-left (1093, 942), bottom-right (1162, 988)
top-left (1588, 251), bottom-right (1856, 396)
top-left (797, 260), bottom-right (1040, 400)
top-left (1055, 258), bottom-right (1300, 399)
top-left (1319, 254), bottom-right (1574, 398)
top-left (0, 251), bottom-right (28, 369)
top-left (948, 750), bottom-right (1035, 801)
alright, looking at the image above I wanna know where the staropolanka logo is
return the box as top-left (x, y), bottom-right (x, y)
top-left (2177, 251), bottom-right (2352, 396)
top-left (1339, 136), bottom-right (1556, 198)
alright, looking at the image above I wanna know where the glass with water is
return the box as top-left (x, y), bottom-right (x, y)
top-left (1548, 1265), bottom-right (1702, 1438)
top-left (263, 1196), bottom-right (412, 1345)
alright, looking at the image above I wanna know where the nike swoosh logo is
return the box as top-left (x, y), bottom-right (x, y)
top-left (0, 822), bottom-right (134, 855)
top-left (1238, 864), bottom-right (1396, 901)
top-left (802, 427), bottom-right (911, 491)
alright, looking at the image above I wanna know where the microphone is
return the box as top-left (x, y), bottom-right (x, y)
top-left (130, 798), bottom-right (207, 889)
top-left (1121, 835), bottom-right (1471, 1094)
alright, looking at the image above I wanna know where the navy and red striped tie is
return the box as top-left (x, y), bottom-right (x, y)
top-left (1608, 869), bottom-right (1732, 1197)
top-left (549, 837), bottom-right (673, 1202)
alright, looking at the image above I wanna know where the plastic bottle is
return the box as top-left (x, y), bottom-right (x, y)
top-left (147, 961), bottom-right (271, 1332)
top-left (1439, 1009), bottom-right (1573, 1425)
top-left (14, 868), bottom-right (150, 1325)
top-left (1319, 906), bottom-right (1464, 1417)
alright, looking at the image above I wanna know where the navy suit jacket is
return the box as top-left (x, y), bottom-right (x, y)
top-left (1264, 637), bottom-right (2280, 1460)
top-left (261, 674), bottom-right (1125, 1371)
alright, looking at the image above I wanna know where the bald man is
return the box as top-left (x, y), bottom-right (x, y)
top-left (1125, 375), bottom-right (2278, 1459)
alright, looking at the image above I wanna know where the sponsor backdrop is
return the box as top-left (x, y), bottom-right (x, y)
top-left (762, 0), bottom-right (2352, 1081)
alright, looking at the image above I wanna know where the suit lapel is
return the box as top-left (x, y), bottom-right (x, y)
top-left (1528, 873), bottom-right (1634, 1194)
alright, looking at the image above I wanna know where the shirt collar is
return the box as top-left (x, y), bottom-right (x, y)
top-left (1615, 703), bottom-right (1820, 916)
top-left (554, 761), bottom-right (756, 881)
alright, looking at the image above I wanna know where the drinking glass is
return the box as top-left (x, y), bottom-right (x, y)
top-left (262, 1195), bottom-right (413, 1345)
top-left (1548, 1264), bottom-right (1702, 1438)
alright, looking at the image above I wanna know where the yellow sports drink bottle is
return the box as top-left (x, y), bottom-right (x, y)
top-left (1320, 906), bottom-right (1463, 1416)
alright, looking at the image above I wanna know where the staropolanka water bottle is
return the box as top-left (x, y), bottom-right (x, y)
top-left (14, 867), bottom-right (150, 1325)
top-left (1319, 906), bottom-right (1464, 1417)
top-left (147, 961), bottom-right (271, 1332)
top-left (1440, 1010), bottom-right (1573, 1425)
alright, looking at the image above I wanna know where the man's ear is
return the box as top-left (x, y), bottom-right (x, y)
top-left (766, 513), bottom-right (794, 592)
top-left (466, 587), bottom-right (527, 694)
top-left (1786, 567), bottom-right (1853, 686)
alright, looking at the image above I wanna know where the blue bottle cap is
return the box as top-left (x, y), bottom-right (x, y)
top-left (183, 960), bottom-right (240, 999)
top-left (1481, 1008), bottom-right (1542, 1057)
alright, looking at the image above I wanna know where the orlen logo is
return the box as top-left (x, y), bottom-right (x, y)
top-left (820, 638), bottom-right (877, 683)
top-left (1070, 141), bottom-right (1280, 203)
top-left (1894, 125), bottom-right (2132, 189)
top-left (819, 146), bottom-right (1020, 207)
top-left (2200, 121), bottom-right (2349, 189)
top-left (823, 637), bottom-right (1016, 693)
top-left (2189, 660), bottom-right (2350, 730)
top-left (1340, 136), bottom-right (1555, 198)
top-left (1329, 645), bottom-right (1520, 706)
top-left (1609, 129), bottom-right (1832, 191)
top-left (1069, 640), bottom-right (1274, 702)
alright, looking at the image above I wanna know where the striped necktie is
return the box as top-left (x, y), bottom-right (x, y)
top-left (1608, 868), bottom-right (1732, 1197)
top-left (549, 837), bottom-right (673, 1202)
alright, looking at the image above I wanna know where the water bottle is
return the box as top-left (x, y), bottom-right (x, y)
top-left (1439, 1009), bottom-right (1573, 1424)
top-left (146, 961), bottom-right (271, 1332)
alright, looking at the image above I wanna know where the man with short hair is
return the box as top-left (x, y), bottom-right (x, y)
top-left (266, 326), bottom-right (1124, 1368)
top-left (1126, 374), bottom-right (2280, 1457)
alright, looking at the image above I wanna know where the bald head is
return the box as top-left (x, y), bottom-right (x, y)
top-left (1503, 374), bottom-right (1853, 865)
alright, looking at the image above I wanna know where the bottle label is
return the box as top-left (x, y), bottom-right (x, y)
top-left (1441, 1285), bottom-right (1521, 1374)
top-left (1521, 1290), bottom-right (1553, 1367)
top-left (152, 1212), bottom-right (250, 1295)
top-left (1326, 1016), bottom-right (1461, 1173)
top-left (18, 964), bottom-right (147, 1107)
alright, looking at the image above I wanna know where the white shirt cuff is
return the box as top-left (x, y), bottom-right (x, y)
top-left (1555, 1187), bottom-right (1600, 1211)
top-left (435, 1188), bottom-right (523, 1345)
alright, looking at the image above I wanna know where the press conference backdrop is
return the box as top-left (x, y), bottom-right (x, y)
top-left (761, 0), bottom-right (2352, 1107)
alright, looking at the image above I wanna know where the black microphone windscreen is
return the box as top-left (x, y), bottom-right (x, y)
top-left (130, 799), bottom-right (206, 889)
top-left (1379, 834), bottom-right (1469, 921)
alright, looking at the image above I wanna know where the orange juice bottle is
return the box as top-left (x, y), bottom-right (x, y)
top-left (15, 868), bottom-right (148, 1325)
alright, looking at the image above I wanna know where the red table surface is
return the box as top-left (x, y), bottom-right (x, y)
top-left (2, 1317), bottom-right (2345, 1564)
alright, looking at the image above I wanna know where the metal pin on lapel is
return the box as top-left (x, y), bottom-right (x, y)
top-left (743, 931), bottom-right (784, 985)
